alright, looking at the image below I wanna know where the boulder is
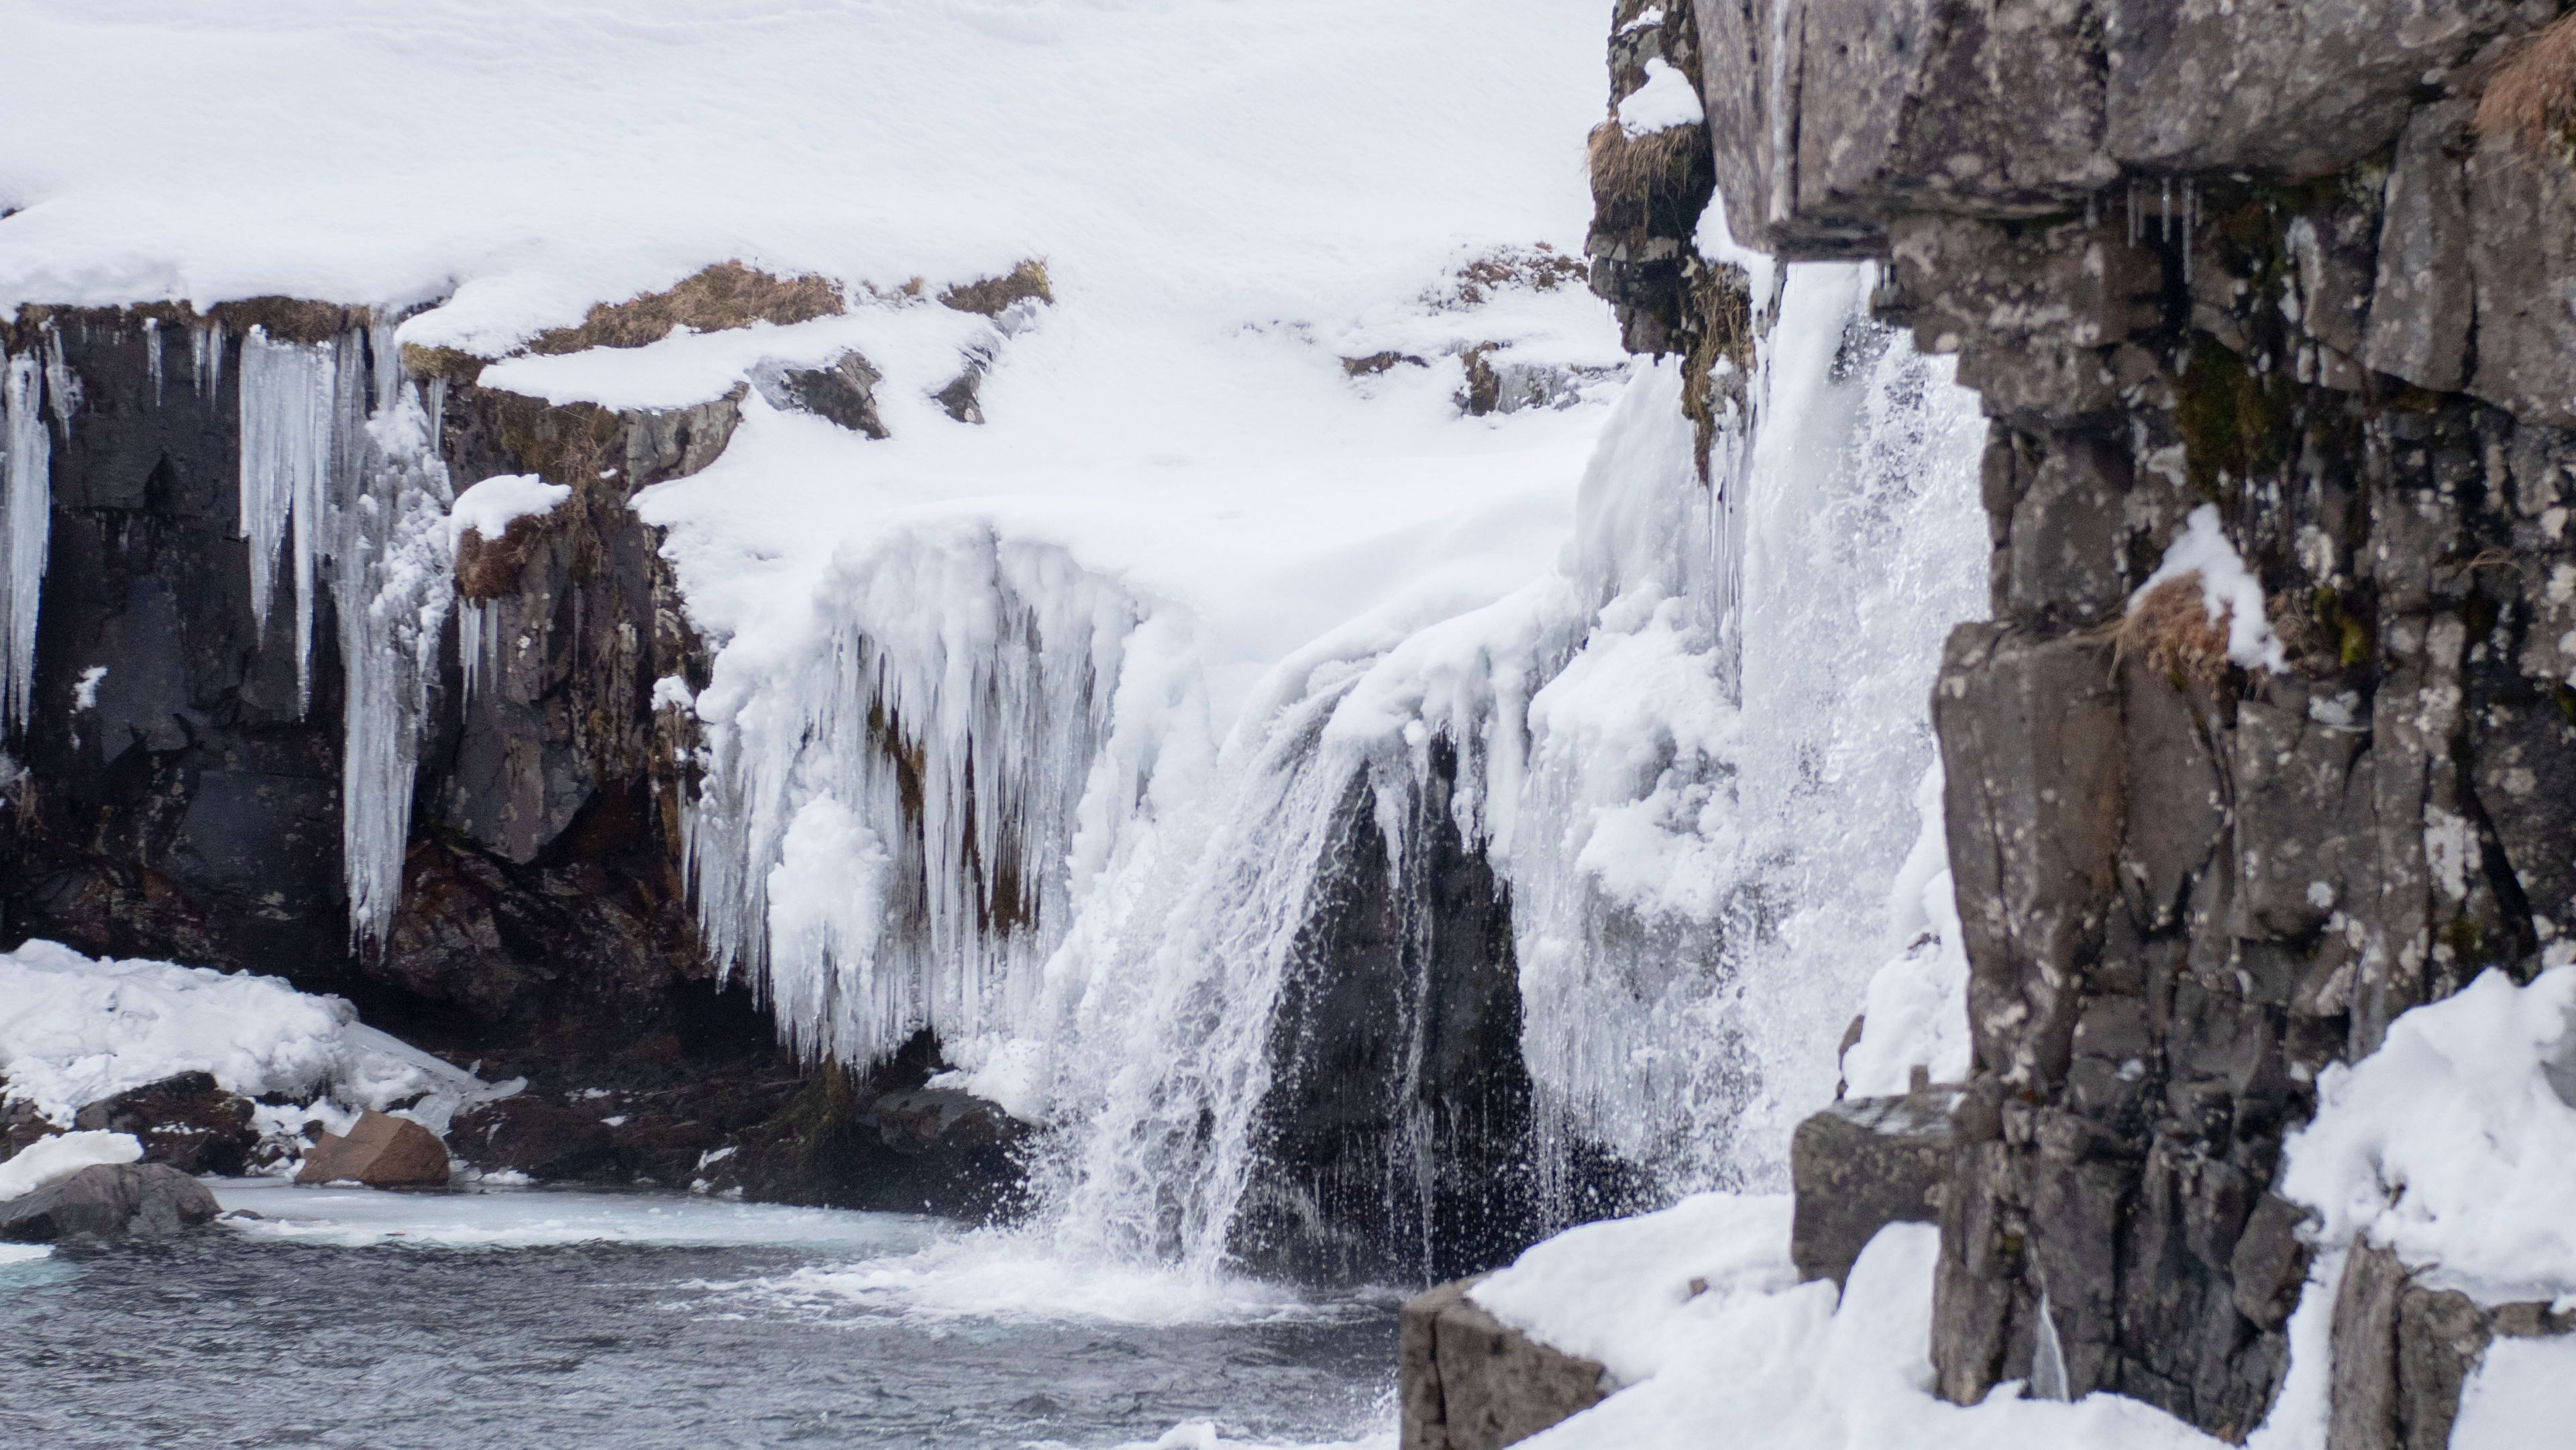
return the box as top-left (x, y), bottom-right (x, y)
top-left (1790, 1090), bottom-right (1959, 1288)
top-left (294, 1110), bottom-right (450, 1188)
top-left (751, 351), bottom-right (888, 439)
top-left (0, 1162), bottom-right (220, 1241)
top-left (1399, 1276), bottom-right (1607, 1450)
top-left (72, 1072), bottom-right (260, 1177)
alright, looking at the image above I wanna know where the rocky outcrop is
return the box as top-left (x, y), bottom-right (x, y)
top-left (1790, 1088), bottom-right (1957, 1288)
top-left (1690, 1), bottom-right (2576, 1440)
top-left (2328, 1243), bottom-right (2576, 1450)
top-left (1399, 1276), bottom-right (1608, 1450)
top-left (0, 1161), bottom-right (219, 1240)
top-left (295, 1109), bottom-right (450, 1187)
top-left (70, 1072), bottom-right (260, 1177)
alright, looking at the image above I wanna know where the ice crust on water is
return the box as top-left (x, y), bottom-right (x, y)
top-left (0, 938), bottom-right (514, 1130)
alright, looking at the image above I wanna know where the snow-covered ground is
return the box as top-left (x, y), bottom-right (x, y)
top-left (1464, 967), bottom-right (2576, 1450)
top-left (0, 939), bottom-right (519, 1147)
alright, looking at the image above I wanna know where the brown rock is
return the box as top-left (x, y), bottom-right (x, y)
top-left (1400, 1276), bottom-right (1607, 1450)
top-left (1791, 1090), bottom-right (1958, 1288)
top-left (296, 1110), bottom-right (451, 1188)
top-left (72, 1072), bottom-right (260, 1177)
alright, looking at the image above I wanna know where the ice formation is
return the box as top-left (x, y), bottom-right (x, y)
top-left (232, 323), bottom-right (455, 944)
top-left (1, 335), bottom-right (55, 736)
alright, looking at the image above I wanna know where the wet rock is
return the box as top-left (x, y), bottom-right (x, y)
top-left (1399, 1276), bottom-right (1606, 1450)
top-left (453, 1096), bottom-right (622, 1182)
top-left (1790, 1090), bottom-right (1957, 1289)
top-left (71, 1072), bottom-right (259, 1177)
top-left (295, 1110), bottom-right (450, 1188)
top-left (0, 1162), bottom-right (220, 1241)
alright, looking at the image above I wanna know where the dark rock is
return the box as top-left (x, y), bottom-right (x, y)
top-left (294, 1110), bottom-right (449, 1188)
top-left (1790, 1090), bottom-right (1957, 1289)
top-left (751, 351), bottom-right (888, 439)
top-left (70, 1072), bottom-right (260, 1177)
top-left (1399, 1276), bottom-right (1606, 1450)
top-left (0, 1161), bottom-right (221, 1241)
top-left (453, 1096), bottom-right (623, 1182)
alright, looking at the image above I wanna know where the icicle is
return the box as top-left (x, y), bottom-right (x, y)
top-left (333, 328), bottom-right (455, 947)
top-left (2032, 1288), bottom-right (2072, 1401)
top-left (144, 318), bottom-right (164, 408)
top-left (236, 326), bottom-right (337, 713)
top-left (40, 329), bottom-right (79, 440)
top-left (1, 348), bottom-right (52, 736)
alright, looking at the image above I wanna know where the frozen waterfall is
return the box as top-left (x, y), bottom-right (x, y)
top-left (676, 258), bottom-right (1988, 1272)
top-left (0, 340), bottom-right (52, 737)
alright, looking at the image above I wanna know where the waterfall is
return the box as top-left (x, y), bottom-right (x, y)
top-left (676, 260), bottom-right (1986, 1273)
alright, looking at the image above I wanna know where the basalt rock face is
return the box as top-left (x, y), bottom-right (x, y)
top-left (1236, 745), bottom-right (1549, 1286)
top-left (1695, 0), bottom-right (2576, 1439)
top-left (0, 312), bottom-right (821, 1197)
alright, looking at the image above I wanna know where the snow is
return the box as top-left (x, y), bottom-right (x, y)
top-left (0, 1243), bottom-right (48, 1267)
top-left (2453, 1334), bottom-right (2576, 1450)
top-left (0, 1129), bottom-right (141, 1201)
top-left (1841, 768), bottom-right (1974, 1096)
top-left (2131, 504), bottom-right (2286, 673)
top-left (2280, 966), bottom-right (2576, 1303)
top-left (449, 472), bottom-right (568, 543)
top-left (1470, 1208), bottom-right (2229, 1450)
top-left (1617, 58), bottom-right (1707, 137)
top-left (0, 938), bottom-right (517, 1131)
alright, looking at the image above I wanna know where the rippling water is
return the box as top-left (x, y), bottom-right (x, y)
top-left (0, 1182), bottom-right (1397, 1449)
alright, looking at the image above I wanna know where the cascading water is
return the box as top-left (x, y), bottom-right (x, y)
top-left (679, 261), bottom-right (1988, 1280)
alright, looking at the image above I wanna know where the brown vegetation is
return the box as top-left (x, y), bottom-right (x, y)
top-left (2477, 12), bottom-right (2576, 160)
top-left (1446, 244), bottom-right (1586, 307)
top-left (938, 260), bottom-right (1053, 317)
top-left (1587, 121), bottom-right (1713, 225)
top-left (528, 261), bottom-right (844, 355)
top-left (2117, 574), bottom-right (2235, 692)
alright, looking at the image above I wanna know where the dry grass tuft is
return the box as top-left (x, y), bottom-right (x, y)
top-left (2118, 574), bottom-right (2235, 691)
top-left (1446, 244), bottom-right (1586, 307)
top-left (1587, 121), bottom-right (1709, 214)
top-left (938, 260), bottom-right (1053, 317)
top-left (529, 262), bottom-right (844, 355)
top-left (2478, 12), bottom-right (2576, 160)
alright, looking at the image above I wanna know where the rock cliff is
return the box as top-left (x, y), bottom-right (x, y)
top-left (1689, 0), bottom-right (2576, 1440)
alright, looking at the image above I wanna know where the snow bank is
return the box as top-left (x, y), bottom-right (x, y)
top-left (2281, 966), bottom-right (2576, 1302)
top-left (1841, 768), bottom-right (1974, 1096)
top-left (449, 472), bottom-right (568, 543)
top-left (0, 939), bottom-right (517, 1132)
top-left (0, 1129), bottom-right (140, 1200)
top-left (1472, 1202), bottom-right (2231, 1450)
top-left (2453, 1335), bottom-right (2576, 1450)
top-left (2130, 505), bottom-right (2286, 673)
